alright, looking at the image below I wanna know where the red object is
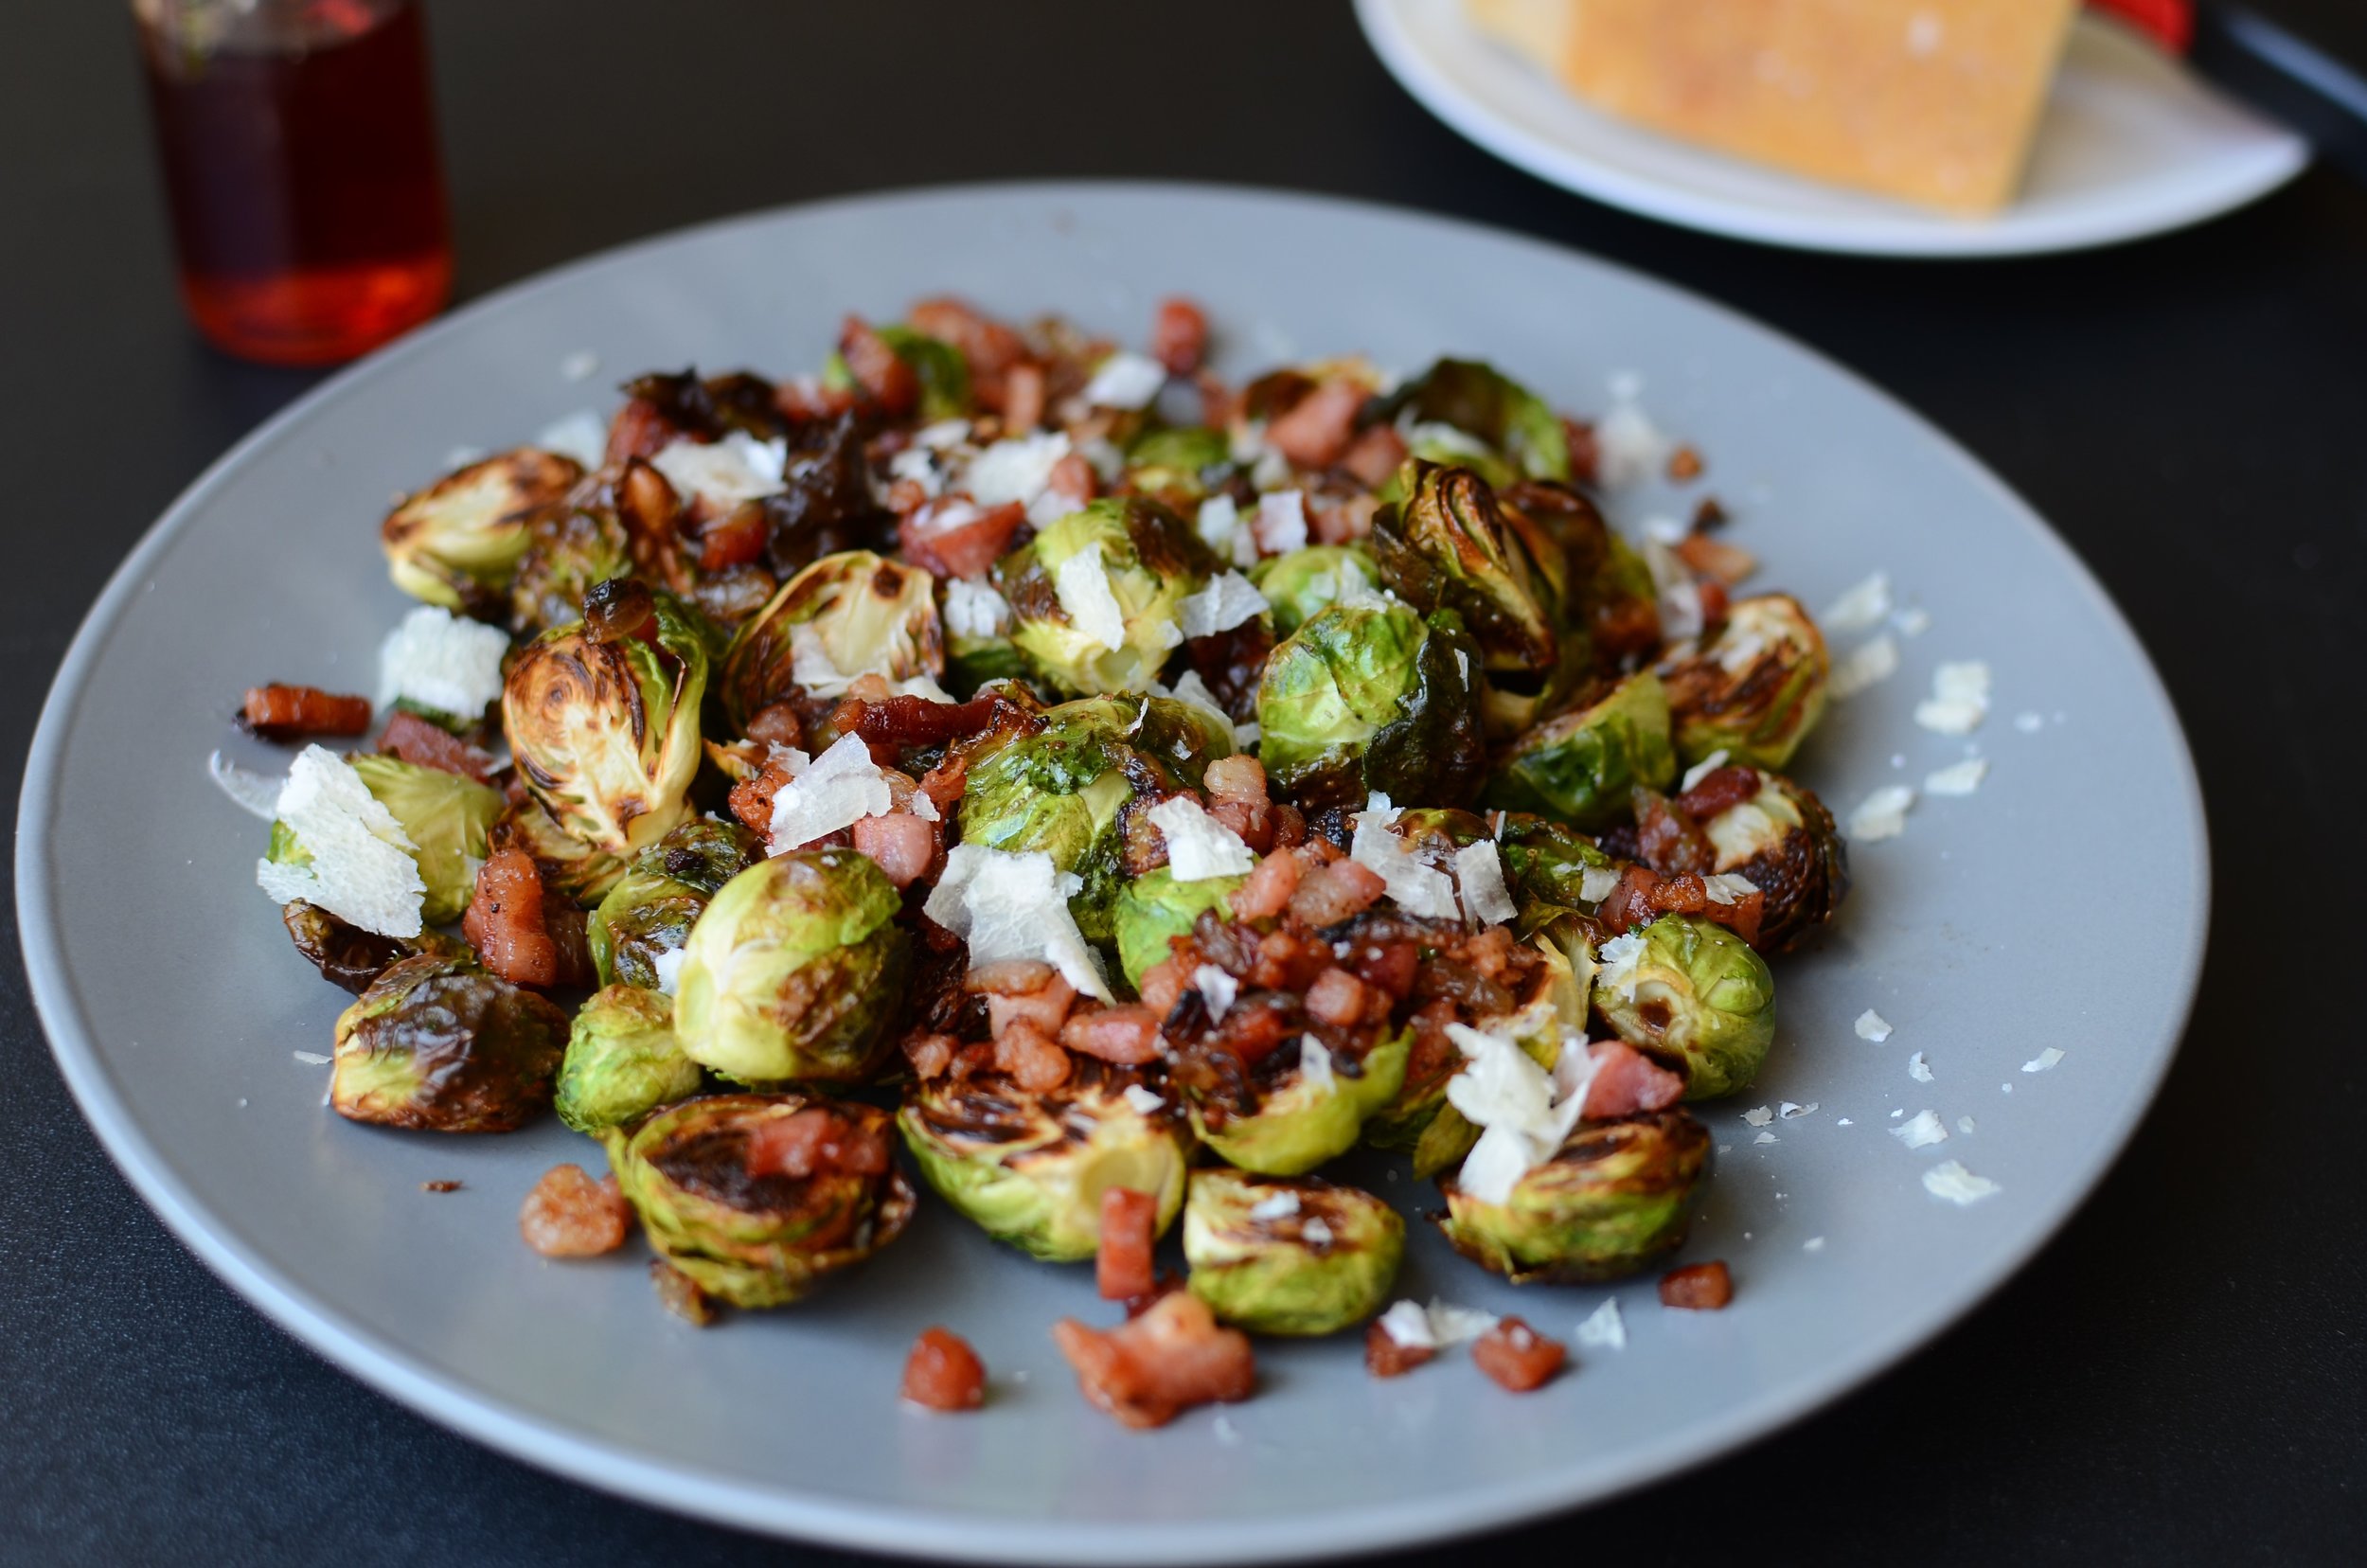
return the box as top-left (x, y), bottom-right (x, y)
top-left (377, 710), bottom-right (492, 781)
top-left (2087, 0), bottom-right (2196, 53)
top-left (240, 683), bottom-right (371, 739)
top-left (1363, 1321), bottom-right (1434, 1379)
top-left (1471, 1317), bottom-right (1567, 1392)
top-left (900, 1327), bottom-right (988, 1412)
top-left (1660, 1260), bottom-right (1735, 1310)
top-left (137, 1), bottom-right (450, 365)
top-left (1096, 1187), bottom-right (1159, 1301)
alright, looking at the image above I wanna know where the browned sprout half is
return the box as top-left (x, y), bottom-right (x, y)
top-left (329, 953), bottom-right (569, 1132)
top-left (382, 449), bottom-right (583, 615)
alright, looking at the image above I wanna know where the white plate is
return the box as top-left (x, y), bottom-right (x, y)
top-left (1358, 0), bottom-right (2308, 256)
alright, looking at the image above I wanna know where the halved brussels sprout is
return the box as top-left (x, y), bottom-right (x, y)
top-left (1658, 594), bottom-right (1830, 769)
top-left (995, 497), bottom-right (1218, 697)
top-left (670, 850), bottom-right (911, 1085)
top-left (1249, 544), bottom-right (1382, 639)
top-left (603, 1094), bottom-right (916, 1308)
top-left (719, 549), bottom-right (945, 729)
top-left (509, 501), bottom-right (634, 637)
top-left (1593, 914), bottom-right (1775, 1099)
top-left (504, 592), bottom-right (709, 894)
top-left (264, 754), bottom-right (505, 929)
top-left (1254, 599), bottom-right (1486, 810)
top-left (899, 1060), bottom-right (1191, 1262)
top-left (1483, 670), bottom-right (1678, 830)
top-left (1370, 461), bottom-right (1570, 709)
top-left (1436, 1110), bottom-right (1710, 1282)
top-left (329, 953), bottom-right (568, 1131)
top-left (555, 984), bottom-right (704, 1133)
top-left (586, 819), bottom-right (765, 989)
top-left (1373, 359), bottom-right (1571, 484)
top-left (1699, 768), bottom-right (1850, 952)
top-left (1492, 812), bottom-right (1623, 914)
top-left (1184, 1170), bottom-right (1403, 1336)
top-left (1124, 427), bottom-right (1234, 507)
top-left (383, 450), bottom-right (583, 613)
top-left (1185, 1029), bottom-right (1412, 1176)
top-left (1113, 868), bottom-right (1245, 992)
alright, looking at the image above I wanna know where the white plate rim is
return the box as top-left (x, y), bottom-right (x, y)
top-left (16, 179), bottom-right (2211, 1563)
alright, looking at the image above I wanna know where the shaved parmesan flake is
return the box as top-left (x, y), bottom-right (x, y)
top-left (1702, 872), bottom-right (1758, 905)
top-left (1596, 931), bottom-right (1646, 1001)
top-left (1379, 1299), bottom-right (1500, 1348)
top-left (1053, 545), bottom-right (1129, 652)
top-left (1593, 383), bottom-right (1667, 489)
top-left (1848, 785), bottom-right (1914, 842)
top-left (1081, 351), bottom-right (1166, 410)
top-left (1195, 493), bottom-right (1255, 567)
top-left (534, 409), bottom-right (608, 470)
top-left (1147, 795), bottom-right (1256, 882)
top-left (559, 349), bottom-right (598, 382)
top-left (1908, 1052), bottom-right (1933, 1083)
top-left (1247, 1189), bottom-right (1301, 1222)
top-left (1644, 541), bottom-right (1704, 642)
top-left (2022, 1047), bottom-right (2065, 1074)
top-left (1253, 490), bottom-right (1308, 555)
top-left (379, 605), bottom-right (510, 717)
top-left (1828, 633), bottom-right (1901, 700)
top-left (1913, 661), bottom-right (1992, 735)
top-left (766, 734), bottom-right (894, 855)
top-left (1855, 1009), bottom-right (1893, 1042)
top-left (1177, 571), bottom-right (1269, 639)
top-left (1822, 571), bottom-right (1892, 633)
top-left (1753, 1131), bottom-right (1777, 1145)
top-left (1298, 1037), bottom-right (1334, 1094)
top-left (1893, 606), bottom-right (1931, 637)
top-left (1957, 1116), bottom-right (1976, 1134)
top-left (1925, 757), bottom-right (1989, 796)
top-left (254, 745), bottom-right (425, 938)
top-left (1192, 965), bottom-right (1237, 1022)
top-left (208, 750), bottom-right (284, 822)
top-left (1804, 1236), bottom-right (1825, 1252)
top-left (1923, 1161), bottom-right (2001, 1205)
top-left (1680, 750), bottom-right (1731, 792)
top-left (2014, 710), bottom-right (2046, 734)
top-left (1742, 1105), bottom-right (1774, 1127)
top-left (888, 444), bottom-right (943, 495)
top-left (1890, 1110), bottom-right (1949, 1149)
top-left (1378, 1300), bottom-right (1438, 1348)
top-left (963, 430), bottom-right (1072, 519)
top-left (923, 845), bottom-right (1112, 1002)
top-left (1574, 1298), bottom-right (1626, 1351)
top-left (1454, 840), bottom-right (1519, 926)
top-left (293, 1050), bottom-right (331, 1065)
top-left (651, 432), bottom-right (787, 508)
top-left (1578, 864), bottom-right (1623, 904)
top-left (1121, 1083), bottom-right (1166, 1115)
top-left (1779, 1101), bottom-right (1818, 1119)
top-left (1640, 514), bottom-right (1689, 545)
top-left (1446, 1022), bottom-right (1598, 1204)
top-left (1348, 793), bottom-right (1458, 919)
top-left (650, 945), bottom-right (687, 998)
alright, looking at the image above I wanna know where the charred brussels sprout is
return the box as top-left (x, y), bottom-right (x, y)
top-left (1124, 427), bottom-right (1234, 505)
top-left (503, 593), bottom-right (709, 895)
top-left (898, 1061), bottom-right (1191, 1261)
top-left (719, 549), bottom-right (945, 728)
top-left (282, 900), bottom-right (468, 994)
top-left (382, 449), bottom-right (583, 613)
top-left (343, 754), bottom-right (505, 925)
top-left (1436, 1111), bottom-right (1710, 1282)
top-left (1374, 359), bottom-right (1571, 484)
top-left (1699, 768), bottom-right (1850, 952)
top-left (587, 819), bottom-right (765, 989)
top-left (1186, 1031), bottom-right (1412, 1176)
top-left (556, 984), bottom-right (703, 1132)
top-left (995, 497), bottom-right (1218, 697)
top-left (1113, 868), bottom-right (1244, 991)
top-left (329, 953), bottom-right (568, 1131)
top-left (1483, 671), bottom-right (1678, 830)
top-left (1594, 915), bottom-right (1776, 1099)
top-left (1658, 595), bottom-right (1830, 769)
top-left (1249, 544), bottom-right (1382, 638)
top-left (604, 1094), bottom-right (916, 1308)
top-left (670, 851), bottom-right (911, 1084)
top-left (509, 501), bottom-right (634, 637)
top-left (1493, 813), bottom-right (1623, 915)
top-left (1254, 599), bottom-right (1486, 810)
top-left (1184, 1170), bottom-right (1403, 1336)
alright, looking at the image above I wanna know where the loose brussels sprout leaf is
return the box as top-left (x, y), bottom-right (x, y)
top-left (1189, 1029), bottom-right (1412, 1177)
top-left (587, 819), bottom-right (765, 989)
top-left (1373, 358), bottom-right (1572, 484)
top-left (875, 325), bottom-right (971, 421)
top-left (1113, 868), bottom-right (1243, 991)
top-left (1483, 670), bottom-right (1678, 830)
top-left (329, 953), bottom-right (568, 1132)
top-left (1658, 594), bottom-right (1830, 769)
top-left (383, 450), bottom-right (583, 613)
top-left (556, 984), bottom-right (704, 1133)
top-left (282, 900), bottom-right (468, 994)
top-left (342, 754), bottom-right (506, 926)
top-left (995, 497), bottom-right (1218, 697)
top-left (504, 593), bottom-right (709, 887)
top-left (509, 502), bottom-right (634, 637)
top-left (1594, 914), bottom-right (1775, 1099)
top-left (1184, 1170), bottom-right (1404, 1336)
top-left (899, 1060), bottom-right (1191, 1261)
top-left (1437, 1110), bottom-right (1710, 1282)
top-left (720, 550), bottom-right (945, 729)
top-left (1249, 544), bottom-right (1383, 639)
top-left (603, 1094), bottom-right (916, 1308)
top-left (671, 851), bottom-right (911, 1084)
top-left (1254, 599), bottom-right (1486, 811)
top-left (1700, 769), bottom-right (1850, 952)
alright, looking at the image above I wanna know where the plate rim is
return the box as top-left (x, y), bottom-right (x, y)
top-left (1355, 0), bottom-right (2310, 258)
top-left (16, 178), bottom-right (2212, 1563)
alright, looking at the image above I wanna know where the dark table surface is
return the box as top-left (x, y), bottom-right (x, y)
top-left (7, 2), bottom-right (2364, 1564)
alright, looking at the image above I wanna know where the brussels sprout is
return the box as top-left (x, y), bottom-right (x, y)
top-left (1371, 461), bottom-right (1568, 687)
top-left (281, 900), bottom-right (469, 994)
top-left (1373, 358), bottom-right (1572, 484)
top-left (1657, 594), bottom-right (1830, 769)
top-left (1112, 868), bottom-right (1248, 992)
top-left (1483, 671), bottom-right (1678, 831)
top-left (899, 1060), bottom-right (1192, 1261)
top-left (995, 497), bottom-right (1218, 697)
top-left (1185, 1029), bottom-right (1411, 1176)
top-left (1184, 1170), bottom-right (1403, 1336)
top-left (876, 325), bottom-right (971, 421)
top-left (383, 450), bottom-right (583, 614)
top-left (1124, 427), bottom-right (1234, 506)
top-left (586, 819), bottom-right (765, 989)
top-left (329, 953), bottom-right (568, 1131)
top-left (555, 984), bottom-right (704, 1133)
top-left (1699, 769), bottom-right (1851, 952)
top-left (1254, 599), bottom-right (1486, 810)
top-left (1593, 914), bottom-right (1775, 1099)
top-left (1436, 1110), bottom-right (1710, 1282)
top-left (263, 755), bottom-right (504, 928)
top-left (509, 501), bottom-right (635, 637)
top-left (719, 550), bottom-right (945, 729)
top-left (1249, 544), bottom-right (1382, 639)
top-left (1492, 813), bottom-right (1622, 914)
top-left (603, 1094), bottom-right (916, 1308)
top-left (671, 850), bottom-right (911, 1084)
top-left (503, 592), bottom-right (709, 893)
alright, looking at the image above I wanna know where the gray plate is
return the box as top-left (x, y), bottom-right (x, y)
top-left (16, 184), bottom-right (2207, 1564)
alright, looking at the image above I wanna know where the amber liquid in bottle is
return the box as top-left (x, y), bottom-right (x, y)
top-left (138, 2), bottom-right (451, 366)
